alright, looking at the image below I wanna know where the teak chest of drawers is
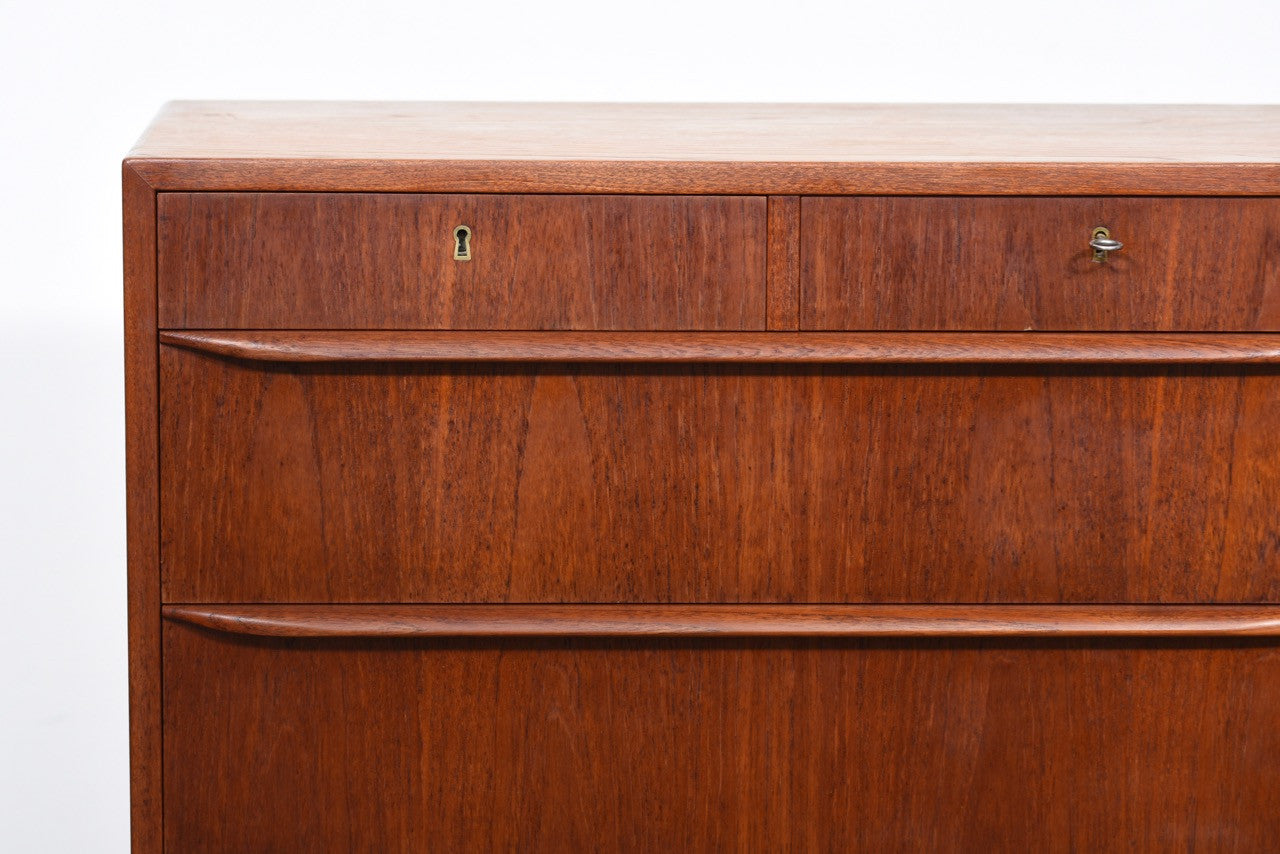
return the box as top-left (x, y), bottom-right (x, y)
top-left (125, 102), bottom-right (1280, 852)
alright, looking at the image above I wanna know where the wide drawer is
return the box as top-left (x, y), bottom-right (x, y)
top-left (157, 193), bottom-right (767, 329)
top-left (163, 620), bottom-right (1280, 851)
top-left (802, 197), bottom-right (1280, 330)
top-left (159, 343), bottom-right (1280, 604)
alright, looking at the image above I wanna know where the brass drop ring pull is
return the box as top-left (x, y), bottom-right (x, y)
top-left (1090, 226), bottom-right (1123, 262)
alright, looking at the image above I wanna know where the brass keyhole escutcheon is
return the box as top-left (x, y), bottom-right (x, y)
top-left (453, 225), bottom-right (472, 262)
top-left (1089, 225), bottom-right (1123, 263)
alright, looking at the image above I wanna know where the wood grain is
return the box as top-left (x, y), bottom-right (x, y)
top-left (158, 192), bottom-right (766, 330)
top-left (122, 161), bottom-right (161, 854)
top-left (802, 196), bottom-right (1280, 330)
top-left (162, 604), bottom-right (1280, 637)
top-left (129, 103), bottom-right (1280, 850)
top-left (159, 329), bottom-right (1280, 364)
top-left (766, 196), bottom-right (800, 329)
top-left (163, 622), bottom-right (1280, 851)
top-left (127, 102), bottom-right (1280, 194)
top-left (159, 348), bottom-right (1280, 604)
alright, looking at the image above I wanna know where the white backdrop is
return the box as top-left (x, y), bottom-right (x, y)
top-left (1, 0), bottom-right (1277, 849)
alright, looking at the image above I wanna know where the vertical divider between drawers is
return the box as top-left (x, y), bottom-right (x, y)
top-left (766, 196), bottom-right (801, 330)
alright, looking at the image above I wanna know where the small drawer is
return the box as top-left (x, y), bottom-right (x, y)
top-left (802, 197), bottom-right (1280, 330)
top-left (158, 193), bottom-right (767, 329)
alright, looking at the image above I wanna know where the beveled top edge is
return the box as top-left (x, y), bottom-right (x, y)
top-left (129, 101), bottom-right (1280, 163)
top-left (124, 102), bottom-right (1280, 194)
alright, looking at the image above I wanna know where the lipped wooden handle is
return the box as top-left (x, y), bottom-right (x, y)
top-left (163, 604), bottom-right (1280, 638)
top-left (159, 330), bottom-right (1280, 365)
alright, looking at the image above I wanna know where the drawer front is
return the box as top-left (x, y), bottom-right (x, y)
top-left (163, 622), bottom-right (1280, 851)
top-left (160, 346), bottom-right (1280, 603)
top-left (802, 197), bottom-right (1280, 330)
top-left (158, 193), bottom-right (767, 329)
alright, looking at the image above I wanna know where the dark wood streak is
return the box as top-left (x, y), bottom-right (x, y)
top-left (163, 604), bottom-right (1280, 637)
top-left (159, 329), bottom-right (1280, 363)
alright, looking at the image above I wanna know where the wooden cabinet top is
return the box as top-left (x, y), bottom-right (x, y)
top-left (126, 101), bottom-right (1280, 194)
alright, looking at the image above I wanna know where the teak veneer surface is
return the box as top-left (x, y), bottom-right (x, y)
top-left (158, 192), bottom-right (766, 329)
top-left (160, 349), bottom-right (1280, 604)
top-left (803, 196), bottom-right (1280, 330)
top-left (123, 163), bottom-right (161, 854)
top-left (127, 102), bottom-right (1280, 194)
top-left (164, 623), bottom-right (1280, 852)
top-left (126, 103), bottom-right (1280, 853)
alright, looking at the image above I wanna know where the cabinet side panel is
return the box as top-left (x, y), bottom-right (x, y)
top-left (124, 161), bottom-right (160, 853)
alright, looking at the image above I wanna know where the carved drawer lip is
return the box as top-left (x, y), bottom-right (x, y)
top-left (160, 329), bottom-right (1280, 364)
top-left (164, 603), bottom-right (1280, 638)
